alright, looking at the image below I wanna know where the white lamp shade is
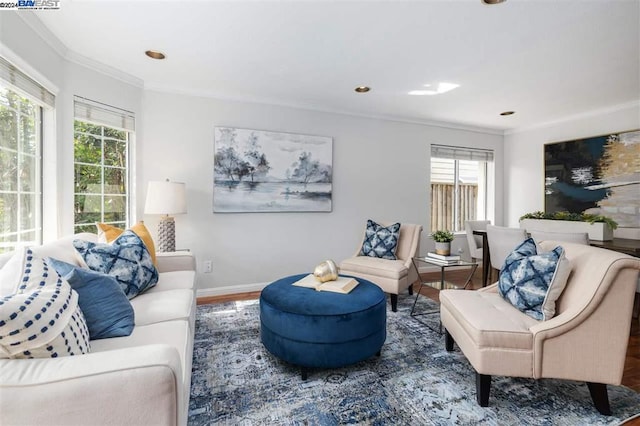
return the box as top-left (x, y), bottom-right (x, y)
top-left (144, 181), bottom-right (187, 215)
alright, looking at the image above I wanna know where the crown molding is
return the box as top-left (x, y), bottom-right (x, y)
top-left (16, 11), bottom-right (68, 59)
top-left (66, 50), bottom-right (144, 88)
top-left (18, 11), bottom-right (143, 89)
top-left (505, 100), bottom-right (640, 135)
top-left (144, 82), bottom-right (506, 136)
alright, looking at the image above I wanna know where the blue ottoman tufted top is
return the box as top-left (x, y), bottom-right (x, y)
top-left (260, 274), bottom-right (385, 316)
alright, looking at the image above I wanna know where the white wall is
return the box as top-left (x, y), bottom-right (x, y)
top-left (4, 11), bottom-right (504, 293)
top-left (504, 102), bottom-right (640, 228)
top-left (141, 91), bottom-right (503, 292)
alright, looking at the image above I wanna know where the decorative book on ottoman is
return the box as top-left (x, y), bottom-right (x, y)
top-left (292, 274), bottom-right (359, 294)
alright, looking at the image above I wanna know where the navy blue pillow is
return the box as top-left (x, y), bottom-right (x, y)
top-left (48, 258), bottom-right (135, 340)
top-left (359, 220), bottom-right (401, 260)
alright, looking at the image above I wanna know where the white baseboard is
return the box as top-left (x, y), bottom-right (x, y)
top-left (197, 282), bottom-right (270, 298)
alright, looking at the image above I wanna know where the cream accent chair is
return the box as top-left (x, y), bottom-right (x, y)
top-left (440, 241), bottom-right (640, 414)
top-left (529, 230), bottom-right (589, 245)
top-left (465, 220), bottom-right (491, 261)
top-left (486, 225), bottom-right (527, 280)
top-left (340, 222), bottom-right (422, 312)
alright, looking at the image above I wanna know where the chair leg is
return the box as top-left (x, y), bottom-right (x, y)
top-left (476, 373), bottom-right (491, 407)
top-left (445, 329), bottom-right (454, 351)
top-left (390, 294), bottom-right (398, 312)
top-left (587, 382), bottom-right (612, 415)
top-left (408, 284), bottom-right (413, 296)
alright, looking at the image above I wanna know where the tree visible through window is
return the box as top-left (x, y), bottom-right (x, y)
top-left (0, 85), bottom-right (42, 253)
top-left (73, 120), bottom-right (129, 233)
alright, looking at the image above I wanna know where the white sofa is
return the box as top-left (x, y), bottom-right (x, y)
top-left (0, 233), bottom-right (197, 426)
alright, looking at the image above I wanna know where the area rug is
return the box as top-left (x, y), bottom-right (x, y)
top-left (188, 294), bottom-right (640, 425)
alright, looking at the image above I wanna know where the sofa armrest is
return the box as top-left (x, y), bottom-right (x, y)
top-left (478, 283), bottom-right (498, 293)
top-left (157, 251), bottom-right (196, 273)
top-left (0, 345), bottom-right (183, 426)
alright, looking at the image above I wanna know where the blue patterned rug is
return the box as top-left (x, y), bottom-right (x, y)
top-left (188, 294), bottom-right (640, 425)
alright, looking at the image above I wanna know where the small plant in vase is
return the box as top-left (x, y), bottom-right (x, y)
top-left (430, 230), bottom-right (455, 255)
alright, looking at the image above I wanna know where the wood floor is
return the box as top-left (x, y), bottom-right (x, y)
top-left (197, 268), bottom-right (640, 423)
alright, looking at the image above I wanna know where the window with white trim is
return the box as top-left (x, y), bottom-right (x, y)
top-left (0, 56), bottom-right (54, 253)
top-left (430, 145), bottom-right (494, 232)
top-left (73, 97), bottom-right (134, 233)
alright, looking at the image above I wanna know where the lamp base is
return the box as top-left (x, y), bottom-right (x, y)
top-left (157, 216), bottom-right (176, 252)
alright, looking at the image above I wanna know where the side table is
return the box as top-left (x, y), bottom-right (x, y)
top-left (410, 257), bottom-right (478, 333)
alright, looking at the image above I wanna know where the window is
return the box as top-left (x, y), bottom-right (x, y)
top-left (430, 145), bottom-right (494, 232)
top-left (73, 97), bottom-right (134, 233)
top-left (0, 56), bottom-right (54, 253)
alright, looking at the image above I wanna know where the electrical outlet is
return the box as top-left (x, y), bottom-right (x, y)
top-left (457, 248), bottom-right (464, 254)
top-left (203, 260), bottom-right (213, 273)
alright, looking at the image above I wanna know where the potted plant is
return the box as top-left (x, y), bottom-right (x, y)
top-left (431, 230), bottom-right (455, 255)
top-left (519, 211), bottom-right (618, 241)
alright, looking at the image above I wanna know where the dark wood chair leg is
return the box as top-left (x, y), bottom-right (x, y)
top-left (445, 329), bottom-right (455, 351)
top-left (408, 284), bottom-right (413, 296)
top-left (476, 373), bottom-right (491, 407)
top-left (390, 294), bottom-right (398, 312)
top-left (301, 367), bottom-right (309, 381)
top-left (587, 382), bottom-right (611, 415)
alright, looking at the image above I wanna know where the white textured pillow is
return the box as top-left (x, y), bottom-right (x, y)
top-left (0, 247), bottom-right (29, 296)
top-left (0, 249), bottom-right (90, 359)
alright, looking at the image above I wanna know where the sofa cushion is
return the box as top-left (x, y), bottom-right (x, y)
top-left (498, 238), bottom-right (571, 321)
top-left (0, 250), bottom-right (90, 358)
top-left (47, 258), bottom-right (135, 340)
top-left (74, 230), bottom-right (159, 299)
top-left (340, 256), bottom-right (407, 280)
top-left (130, 289), bottom-right (194, 326)
top-left (90, 320), bottom-right (192, 400)
top-left (146, 270), bottom-right (197, 293)
top-left (97, 222), bottom-right (157, 266)
top-left (440, 289), bottom-right (537, 350)
top-left (359, 220), bottom-right (401, 260)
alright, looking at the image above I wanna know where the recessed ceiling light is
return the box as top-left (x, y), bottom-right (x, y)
top-left (500, 111), bottom-right (515, 116)
top-left (145, 50), bottom-right (166, 60)
top-left (482, 0), bottom-right (506, 4)
top-left (408, 82), bottom-right (460, 96)
top-left (355, 86), bottom-right (371, 93)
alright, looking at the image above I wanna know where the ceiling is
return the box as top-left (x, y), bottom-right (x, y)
top-left (32, 0), bottom-right (640, 132)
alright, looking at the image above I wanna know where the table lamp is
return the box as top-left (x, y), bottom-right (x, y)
top-left (144, 179), bottom-right (187, 252)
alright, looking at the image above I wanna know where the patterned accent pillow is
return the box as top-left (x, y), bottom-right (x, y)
top-left (74, 230), bottom-right (159, 299)
top-left (359, 220), bottom-right (401, 260)
top-left (48, 258), bottom-right (135, 340)
top-left (498, 238), bottom-right (572, 321)
top-left (0, 249), bottom-right (90, 359)
top-left (97, 221), bottom-right (157, 266)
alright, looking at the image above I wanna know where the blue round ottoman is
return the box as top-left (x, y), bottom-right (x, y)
top-left (260, 274), bottom-right (386, 379)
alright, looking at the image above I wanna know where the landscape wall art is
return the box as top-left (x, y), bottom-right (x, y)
top-left (544, 129), bottom-right (640, 228)
top-left (213, 127), bottom-right (333, 213)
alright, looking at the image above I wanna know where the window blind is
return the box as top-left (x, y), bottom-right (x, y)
top-left (0, 56), bottom-right (55, 108)
top-left (431, 144), bottom-right (494, 162)
top-left (74, 96), bottom-right (135, 132)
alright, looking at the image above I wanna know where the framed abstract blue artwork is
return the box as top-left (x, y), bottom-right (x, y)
top-left (544, 129), bottom-right (639, 228)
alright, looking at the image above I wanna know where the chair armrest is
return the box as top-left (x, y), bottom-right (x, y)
top-left (0, 345), bottom-right (182, 426)
top-left (157, 251), bottom-right (196, 273)
top-left (478, 283), bottom-right (499, 293)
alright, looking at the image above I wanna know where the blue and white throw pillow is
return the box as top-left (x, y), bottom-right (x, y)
top-left (74, 230), bottom-right (158, 299)
top-left (48, 258), bottom-right (135, 340)
top-left (498, 238), bottom-right (572, 321)
top-left (0, 249), bottom-right (90, 359)
top-left (359, 220), bottom-right (401, 260)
